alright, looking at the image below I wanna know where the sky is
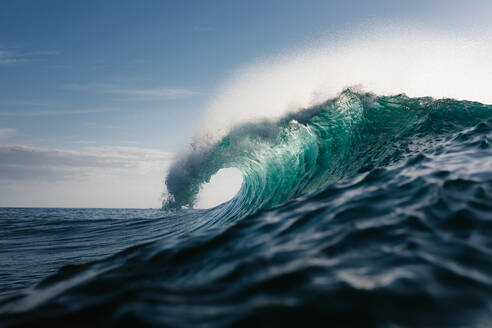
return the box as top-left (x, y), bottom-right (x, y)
top-left (1, 0), bottom-right (491, 208)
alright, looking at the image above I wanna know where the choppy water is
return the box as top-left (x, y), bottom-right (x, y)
top-left (1, 91), bottom-right (492, 327)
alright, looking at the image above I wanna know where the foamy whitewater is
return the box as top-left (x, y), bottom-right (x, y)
top-left (1, 28), bottom-right (492, 327)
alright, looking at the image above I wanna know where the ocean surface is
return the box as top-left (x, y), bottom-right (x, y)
top-left (1, 90), bottom-right (492, 327)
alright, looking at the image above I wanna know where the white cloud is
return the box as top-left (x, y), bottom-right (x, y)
top-left (0, 145), bottom-right (174, 208)
top-left (61, 83), bottom-right (200, 100)
top-left (0, 128), bottom-right (16, 139)
top-left (105, 87), bottom-right (200, 99)
top-left (0, 48), bottom-right (59, 65)
top-left (0, 100), bottom-right (62, 107)
top-left (0, 144), bottom-right (173, 179)
top-left (0, 58), bottom-right (25, 64)
top-left (0, 108), bottom-right (115, 116)
top-left (0, 50), bottom-right (23, 64)
top-left (85, 122), bottom-right (119, 129)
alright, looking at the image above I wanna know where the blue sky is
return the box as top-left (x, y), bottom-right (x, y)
top-left (0, 0), bottom-right (490, 207)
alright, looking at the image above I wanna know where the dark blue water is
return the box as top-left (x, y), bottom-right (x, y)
top-left (1, 92), bottom-right (492, 327)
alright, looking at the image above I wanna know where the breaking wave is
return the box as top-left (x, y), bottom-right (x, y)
top-left (164, 89), bottom-right (492, 221)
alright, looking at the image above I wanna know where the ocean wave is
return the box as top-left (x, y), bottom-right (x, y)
top-left (164, 89), bottom-right (492, 219)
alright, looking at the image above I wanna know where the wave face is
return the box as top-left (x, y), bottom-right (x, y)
top-left (164, 90), bottom-right (491, 214)
top-left (1, 91), bottom-right (492, 327)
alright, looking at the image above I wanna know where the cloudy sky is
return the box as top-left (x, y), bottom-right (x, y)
top-left (1, 0), bottom-right (491, 208)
